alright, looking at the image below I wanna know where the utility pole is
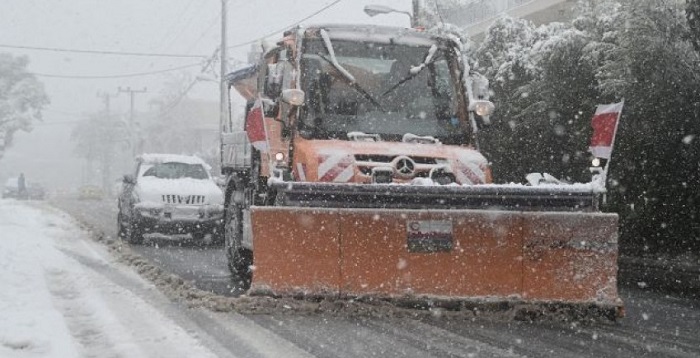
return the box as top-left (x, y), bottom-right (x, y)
top-left (219, 0), bottom-right (230, 170)
top-left (118, 86), bottom-right (147, 157)
top-left (95, 91), bottom-right (118, 192)
top-left (412, 0), bottom-right (423, 28)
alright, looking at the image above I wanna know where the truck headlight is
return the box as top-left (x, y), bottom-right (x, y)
top-left (281, 88), bottom-right (305, 106)
top-left (470, 100), bottom-right (495, 117)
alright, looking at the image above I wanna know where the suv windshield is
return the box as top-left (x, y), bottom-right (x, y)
top-left (141, 162), bottom-right (209, 180)
top-left (299, 38), bottom-right (464, 142)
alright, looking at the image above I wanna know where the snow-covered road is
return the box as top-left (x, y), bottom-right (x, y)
top-left (0, 200), bottom-right (220, 357)
top-left (0, 200), bottom-right (312, 358)
top-left (5, 198), bottom-right (700, 358)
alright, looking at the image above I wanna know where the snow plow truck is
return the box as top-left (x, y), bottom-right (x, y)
top-left (221, 24), bottom-right (623, 319)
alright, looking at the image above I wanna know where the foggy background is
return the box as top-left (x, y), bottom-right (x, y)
top-left (0, 0), bottom-right (411, 192)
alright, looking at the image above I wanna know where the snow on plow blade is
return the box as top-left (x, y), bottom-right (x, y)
top-left (250, 183), bottom-right (623, 318)
top-left (270, 182), bottom-right (602, 212)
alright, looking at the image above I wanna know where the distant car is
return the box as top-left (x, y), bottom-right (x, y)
top-left (1, 178), bottom-right (39, 199)
top-left (2, 178), bottom-right (19, 199)
top-left (117, 154), bottom-right (225, 245)
top-left (78, 185), bottom-right (105, 200)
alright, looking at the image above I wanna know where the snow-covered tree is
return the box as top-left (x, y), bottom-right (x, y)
top-left (0, 53), bottom-right (49, 161)
top-left (474, 16), bottom-right (601, 183)
top-left (687, 0), bottom-right (700, 53)
top-left (472, 0), bottom-right (700, 254)
top-left (594, 0), bottom-right (700, 255)
top-left (472, 17), bottom-right (538, 181)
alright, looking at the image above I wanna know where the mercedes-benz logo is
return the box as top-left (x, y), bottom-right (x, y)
top-left (393, 156), bottom-right (416, 177)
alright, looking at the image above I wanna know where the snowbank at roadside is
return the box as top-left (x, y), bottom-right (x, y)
top-left (0, 201), bottom-right (81, 357)
top-left (0, 200), bottom-right (218, 358)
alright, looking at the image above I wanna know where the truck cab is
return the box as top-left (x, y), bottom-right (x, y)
top-left (221, 24), bottom-right (495, 278)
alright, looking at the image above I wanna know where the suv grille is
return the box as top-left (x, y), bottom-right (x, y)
top-left (162, 195), bottom-right (205, 205)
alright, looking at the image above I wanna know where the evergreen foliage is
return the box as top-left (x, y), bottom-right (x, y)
top-left (473, 0), bottom-right (700, 255)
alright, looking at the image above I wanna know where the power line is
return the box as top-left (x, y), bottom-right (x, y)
top-left (34, 120), bottom-right (84, 126)
top-left (185, 12), bottom-right (222, 54)
top-left (155, 0), bottom-right (199, 50)
top-left (0, 43), bottom-right (208, 59)
top-left (147, 48), bottom-right (220, 119)
top-left (42, 108), bottom-right (89, 117)
top-left (161, 1), bottom-right (209, 52)
top-left (227, 0), bottom-right (343, 49)
top-left (29, 63), bottom-right (203, 80)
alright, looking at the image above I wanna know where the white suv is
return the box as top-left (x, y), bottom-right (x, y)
top-left (117, 154), bottom-right (225, 245)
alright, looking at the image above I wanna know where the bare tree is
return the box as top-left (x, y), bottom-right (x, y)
top-left (71, 112), bottom-right (129, 192)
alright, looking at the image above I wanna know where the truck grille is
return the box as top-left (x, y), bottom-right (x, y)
top-left (354, 155), bottom-right (438, 165)
top-left (354, 155), bottom-right (439, 177)
top-left (162, 195), bottom-right (205, 205)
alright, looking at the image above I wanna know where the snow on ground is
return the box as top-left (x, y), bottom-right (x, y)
top-left (0, 199), bottom-right (218, 358)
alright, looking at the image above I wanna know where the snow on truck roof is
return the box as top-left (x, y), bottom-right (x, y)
top-left (227, 25), bottom-right (455, 83)
top-left (137, 153), bottom-right (207, 166)
top-left (303, 24), bottom-right (441, 47)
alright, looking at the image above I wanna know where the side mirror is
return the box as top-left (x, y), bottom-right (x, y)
top-left (264, 63), bottom-right (283, 100)
top-left (123, 174), bottom-right (136, 185)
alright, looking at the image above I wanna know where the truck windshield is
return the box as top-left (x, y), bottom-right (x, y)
top-left (299, 38), bottom-right (465, 143)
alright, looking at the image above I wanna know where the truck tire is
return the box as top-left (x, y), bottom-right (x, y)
top-left (210, 225), bottom-right (225, 246)
top-left (225, 193), bottom-right (252, 288)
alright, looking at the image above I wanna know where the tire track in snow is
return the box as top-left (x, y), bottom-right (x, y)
top-left (54, 235), bottom-right (313, 358)
top-left (38, 203), bottom-right (221, 358)
top-left (362, 318), bottom-right (525, 358)
top-left (45, 267), bottom-right (142, 358)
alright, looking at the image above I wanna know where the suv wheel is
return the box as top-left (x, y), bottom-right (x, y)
top-left (123, 210), bottom-right (143, 245)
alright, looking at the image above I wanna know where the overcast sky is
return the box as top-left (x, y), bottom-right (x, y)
top-left (0, 0), bottom-right (412, 189)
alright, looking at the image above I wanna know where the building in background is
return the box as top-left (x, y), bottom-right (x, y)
top-left (439, 0), bottom-right (575, 38)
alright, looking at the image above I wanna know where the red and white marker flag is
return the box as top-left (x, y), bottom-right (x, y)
top-left (245, 97), bottom-right (269, 152)
top-left (589, 101), bottom-right (624, 159)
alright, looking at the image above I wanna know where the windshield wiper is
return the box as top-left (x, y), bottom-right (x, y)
top-left (382, 44), bottom-right (438, 97)
top-left (319, 29), bottom-right (383, 110)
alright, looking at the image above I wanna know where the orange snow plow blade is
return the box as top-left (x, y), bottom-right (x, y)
top-left (250, 207), bottom-right (623, 317)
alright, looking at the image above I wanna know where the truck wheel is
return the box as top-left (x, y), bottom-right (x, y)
top-left (224, 196), bottom-right (252, 287)
top-left (210, 225), bottom-right (225, 246)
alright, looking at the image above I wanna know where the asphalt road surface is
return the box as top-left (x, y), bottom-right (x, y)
top-left (51, 196), bottom-right (700, 358)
